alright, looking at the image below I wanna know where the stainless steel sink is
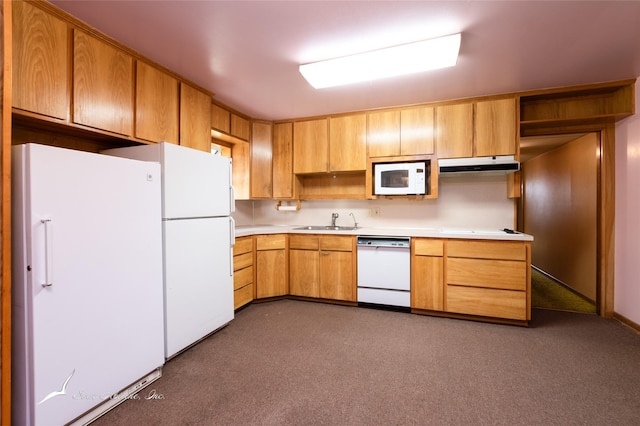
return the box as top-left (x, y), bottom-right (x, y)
top-left (294, 225), bottom-right (358, 231)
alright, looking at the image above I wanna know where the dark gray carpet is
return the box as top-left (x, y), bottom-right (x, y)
top-left (92, 300), bottom-right (640, 425)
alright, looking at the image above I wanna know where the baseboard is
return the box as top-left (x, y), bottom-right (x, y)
top-left (613, 312), bottom-right (640, 334)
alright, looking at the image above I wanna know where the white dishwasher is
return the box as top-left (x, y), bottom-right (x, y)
top-left (357, 236), bottom-right (411, 309)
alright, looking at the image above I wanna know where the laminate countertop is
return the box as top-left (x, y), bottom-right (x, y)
top-left (235, 224), bottom-right (533, 241)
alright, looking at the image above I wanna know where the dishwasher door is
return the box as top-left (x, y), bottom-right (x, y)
top-left (357, 236), bottom-right (411, 307)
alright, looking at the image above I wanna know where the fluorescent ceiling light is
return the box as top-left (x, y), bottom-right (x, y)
top-left (299, 33), bottom-right (461, 89)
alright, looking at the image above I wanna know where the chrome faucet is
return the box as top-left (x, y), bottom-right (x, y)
top-left (331, 212), bottom-right (339, 227)
top-left (349, 212), bottom-right (358, 228)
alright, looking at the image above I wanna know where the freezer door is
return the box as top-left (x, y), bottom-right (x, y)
top-left (11, 144), bottom-right (165, 426)
top-left (163, 217), bottom-right (234, 359)
top-left (102, 143), bottom-right (233, 219)
top-left (161, 143), bottom-right (232, 219)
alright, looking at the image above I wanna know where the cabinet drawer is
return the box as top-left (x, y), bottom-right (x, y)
top-left (447, 258), bottom-right (526, 291)
top-left (233, 252), bottom-right (253, 271)
top-left (448, 240), bottom-right (527, 261)
top-left (256, 234), bottom-right (287, 250)
top-left (234, 283), bottom-right (254, 309)
top-left (234, 266), bottom-right (253, 290)
top-left (413, 239), bottom-right (444, 256)
top-left (234, 237), bottom-right (253, 256)
top-left (446, 285), bottom-right (527, 320)
top-left (320, 236), bottom-right (353, 252)
top-left (289, 235), bottom-right (319, 250)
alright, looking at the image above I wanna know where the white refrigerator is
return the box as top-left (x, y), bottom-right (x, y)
top-left (12, 144), bottom-right (165, 426)
top-left (104, 142), bottom-right (235, 359)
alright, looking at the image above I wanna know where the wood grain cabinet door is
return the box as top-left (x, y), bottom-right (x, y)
top-left (474, 98), bottom-right (517, 157)
top-left (250, 121), bottom-right (273, 198)
top-left (135, 61), bottom-right (179, 144)
top-left (319, 250), bottom-right (355, 301)
top-left (435, 102), bottom-right (473, 159)
top-left (293, 119), bottom-right (328, 173)
top-left (367, 110), bottom-right (400, 158)
top-left (273, 122), bottom-right (294, 199)
top-left (73, 29), bottom-right (134, 135)
top-left (180, 83), bottom-right (212, 152)
top-left (290, 249), bottom-right (319, 297)
top-left (12, 0), bottom-right (69, 120)
top-left (329, 114), bottom-right (367, 172)
top-left (401, 106), bottom-right (435, 156)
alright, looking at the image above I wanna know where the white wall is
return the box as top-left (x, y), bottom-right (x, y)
top-left (234, 173), bottom-right (516, 231)
top-left (615, 76), bottom-right (640, 325)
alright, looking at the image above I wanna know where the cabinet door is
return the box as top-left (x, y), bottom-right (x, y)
top-left (231, 141), bottom-right (250, 200)
top-left (231, 114), bottom-right (250, 141)
top-left (211, 103), bottom-right (231, 134)
top-left (135, 61), bottom-right (179, 144)
top-left (180, 83), bottom-right (211, 152)
top-left (411, 255), bottom-right (444, 311)
top-left (256, 249), bottom-right (288, 298)
top-left (273, 122), bottom-right (294, 199)
top-left (329, 114), bottom-right (367, 171)
top-left (13, 0), bottom-right (69, 120)
top-left (293, 119), bottom-right (328, 173)
top-left (475, 98), bottom-right (517, 157)
top-left (250, 121), bottom-right (273, 198)
top-left (290, 250), bottom-right (319, 297)
top-left (73, 30), bottom-right (134, 135)
top-left (435, 102), bottom-right (473, 158)
top-left (401, 106), bottom-right (435, 155)
top-left (367, 110), bottom-right (400, 158)
top-left (319, 250), bottom-right (355, 301)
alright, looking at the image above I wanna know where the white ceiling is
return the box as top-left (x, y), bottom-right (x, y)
top-left (50, 1), bottom-right (640, 122)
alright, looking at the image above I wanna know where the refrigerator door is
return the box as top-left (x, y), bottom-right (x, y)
top-left (161, 143), bottom-right (231, 219)
top-left (163, 217), bottom-right (234, 358)
top-left (11, 144), bottom-right (165, 426)
top-left (102, 143), bottom-right (232, 219)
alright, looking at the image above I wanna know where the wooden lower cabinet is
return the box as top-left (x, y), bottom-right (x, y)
top-left (444, 239), bottom-right (530, 321)
top-left (411, 238), bottom-right (444, 311)
top-left (233, 236), bottom-right (254, 309)
top-left (255, 234), bottom-right (289, 298)
top-left (289, 234), bottom-right (356, 302)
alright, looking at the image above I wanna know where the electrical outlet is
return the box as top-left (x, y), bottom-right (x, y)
top-left (369, 207), bottom-right (380, 217)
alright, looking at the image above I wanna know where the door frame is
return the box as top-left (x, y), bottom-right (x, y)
top-left (520, 121), bottom-right (615, 317)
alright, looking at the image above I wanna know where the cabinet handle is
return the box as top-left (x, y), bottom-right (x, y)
top-left (41, 219), bottom-right (53, 288)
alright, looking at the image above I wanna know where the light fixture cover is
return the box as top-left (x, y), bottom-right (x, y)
top-left (300, 33), bottom-right (461, 89)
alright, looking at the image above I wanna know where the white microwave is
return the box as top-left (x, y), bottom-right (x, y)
top-left (374, 161), bottom-right (427, 195)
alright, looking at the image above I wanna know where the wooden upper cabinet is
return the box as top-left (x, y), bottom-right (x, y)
top-left (293, 118), bottom-right (328, 174)
top-left (435, 102), bottom-right (473, 159)
top-left (367, 110), bottom-right (400, 158)
top-left (13, 0), bottom-right (69, 120)
top-left (273, 122), bottom-right (294, 199)
top-left (401, 106), bottom-right (435, 155)
top-left (231, 114), bottom-right (250, 141)
top-left (211, 103), bottom-right (231, 134)
top-left (475, 98), bottom-right (517, 157)
top-left (73, 30), bottom-right (134, 136)
top-left (180, 82), bottom-right (212, 152)
top-left (250, 121), bottom-right (273, 198)
top-left (329, 114), bottom-right (367, 172)
top-left (135, 61), bottom-right (179, 144)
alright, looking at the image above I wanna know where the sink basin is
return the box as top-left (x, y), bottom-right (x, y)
top-left (294, 225), bottom-right (358, 231)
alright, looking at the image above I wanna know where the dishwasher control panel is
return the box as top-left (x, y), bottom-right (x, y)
top-left (356, 236), bottom-right (410, 248)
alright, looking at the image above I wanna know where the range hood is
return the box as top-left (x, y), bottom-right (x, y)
top-left (438, 155), bottom-right (520, 174)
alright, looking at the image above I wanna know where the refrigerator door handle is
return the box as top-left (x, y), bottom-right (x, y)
top-left (229, 217), bottom-right (235, 277)
top-left (229, 185), bottom-right (236, 214)
top-left (41, 219), bottom-right (54, 287)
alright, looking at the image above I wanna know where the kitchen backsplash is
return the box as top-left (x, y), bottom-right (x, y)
top-left (233, 173), bottom-right (515, 231)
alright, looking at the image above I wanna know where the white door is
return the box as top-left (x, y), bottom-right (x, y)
top-left (161, 143), bottom-right (232, 219)
top-left (163, 216), bottom-right (234, 358)
top-left (12, 144), bottom-right (165, 426)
